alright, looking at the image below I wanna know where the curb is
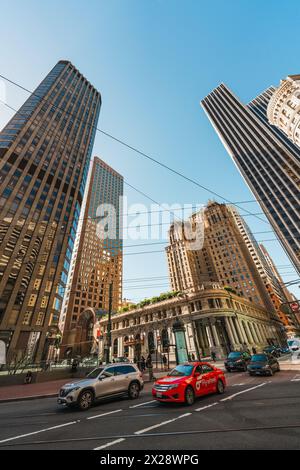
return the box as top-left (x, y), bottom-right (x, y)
top-left (0, 393), bottom-right (58, 404)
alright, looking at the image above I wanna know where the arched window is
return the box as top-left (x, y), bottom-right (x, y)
top-left (161, 329), bottom-right (169, 352)
top-left (113, 338), bottom-right (118, 356)
top-left (148, 331), bottom-right (155, 354)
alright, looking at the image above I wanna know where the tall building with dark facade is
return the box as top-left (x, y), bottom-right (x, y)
top-left (0, 61), bottom-right (101, 361)
top-left (60, 157), bottom-right (123, 358)
top-left (201, 84), bottom-right (300, 276)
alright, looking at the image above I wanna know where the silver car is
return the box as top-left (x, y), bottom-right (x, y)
top-left (57, 363), bottom-right (144, 410)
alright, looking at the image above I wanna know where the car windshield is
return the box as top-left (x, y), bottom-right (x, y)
top-left (168, 364), bottom-right (194, 377)
top-left (228, 352), bottom-right (242, 358)
top-left (251, 355), bottom-right (267, 362)
top-left (86, 367), bottom-right (104, 378)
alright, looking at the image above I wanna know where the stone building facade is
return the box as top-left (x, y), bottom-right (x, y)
top-left (98, 284), bottom-right (286, 362)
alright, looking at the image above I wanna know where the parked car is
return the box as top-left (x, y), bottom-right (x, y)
top-left (287, 338), bottom-right (300, 353)
top-left (113, 356), bottom-right (130, 363)
top-left (57, 363), bottom-right (144, 410)
top-left (152, 362), bottom-right (226, 406)
top-left (279, 346), bottom-right (290, 355)
top-left (224, 351), bottom-right (251, 372)
top-left (263, 346), bottom-right (281, 358)
top-left (247, 353), bottom-right (280, 376)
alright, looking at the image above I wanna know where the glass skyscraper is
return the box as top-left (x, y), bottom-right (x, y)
top-left (60, 157), bottom-right (123, 358)
top-left (201, 84), bottom-right (300, 276)
top-left (0, 60), bottom-right (101, 361)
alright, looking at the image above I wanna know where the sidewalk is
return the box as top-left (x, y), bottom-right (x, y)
top-left (0, 379), bottom-right (68, 403)
top-left (0, 370), bottom-right (167, 403)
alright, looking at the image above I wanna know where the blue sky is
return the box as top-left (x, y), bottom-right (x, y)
top-left (0, 0), bottom-right (299, 301)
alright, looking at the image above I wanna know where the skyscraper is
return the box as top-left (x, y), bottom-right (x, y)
top-left (229, 206), bottom-right (300, 335)
top-left (201, 84), bottom-right (300, 276)
top-left (167, 202), bottom-right (278, 320)
top-left (0, 60), bottom-right (101, 361)
top-left (60, 157), bottom-right (123, 358)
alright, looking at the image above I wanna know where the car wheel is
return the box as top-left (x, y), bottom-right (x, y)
top-left (184, 386), bottom-right (195, 406)
top-left (128, 382), bottom-right (140, 399)
top-left (78, 390), bottom-right (94, 411)
top-left (216, 379), bottom-right (225, 394)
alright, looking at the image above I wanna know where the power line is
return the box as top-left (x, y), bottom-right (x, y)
top-left (0, 73), bottom-right (286, 225)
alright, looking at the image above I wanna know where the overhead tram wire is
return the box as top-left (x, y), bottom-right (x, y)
top-left (1, 81), bottom-right (299, 273)
top-left (0, 72), bottom-right (291, 224)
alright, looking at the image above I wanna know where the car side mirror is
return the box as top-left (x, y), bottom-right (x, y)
top-left (194, 372), bottom-right (201, 377)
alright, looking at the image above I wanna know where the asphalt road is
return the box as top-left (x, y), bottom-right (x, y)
top-left (0, 369), bottom-right (300, 450)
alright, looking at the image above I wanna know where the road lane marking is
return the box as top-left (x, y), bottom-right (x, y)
top-left (87, 409), bottom-right (122, 420)
top-left (231, 383), bottom-right (246, 386)
top-left (291, 374), bottom-right (300, 382)
top-left (0, 421), bottom-right (77, 444)
top-left (134, 412), bottom-right (191, 435)
top-left (94, 438), bottom-right (125, 450)
top-left (195, 402), bottom-right (218, 412)
top-left (129, 400), bottom-right (156, 408)
top-left (220, 382), bottom-right (268, 402)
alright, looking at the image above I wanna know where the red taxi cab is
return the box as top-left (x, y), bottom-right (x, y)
top-left (152, 362), bottom-right (226, 405)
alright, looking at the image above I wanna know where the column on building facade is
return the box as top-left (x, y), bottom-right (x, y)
top-left (239, 320), bottom-right (251, 344)
top-left (211, 325), bottom-right (221, 346)
top-left (232, 317), bottom-right (245, 344)
top-left (206, 325), bottom-right (214, 348)
top-left (245, 321), bottom-right (256, 344)
top-left (248, 322), bottom-right (260, 344)
top-left (118, 336), bottom-right (123, 357)
top-left (228, 317), bottom-right (241, 344)
top-left (225, 317), bottom-right (238, 347)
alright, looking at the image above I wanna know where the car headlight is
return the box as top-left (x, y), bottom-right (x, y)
top-left (166, 384), bottom-right (179, 390)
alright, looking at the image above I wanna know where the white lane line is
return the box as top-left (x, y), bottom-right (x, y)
top-left (291, 374), bottom-right (300, 382)
top-left (220, 382), bottom-right (268, 402)
top-left (231, 383), bottom-right (246, 387)
top-left (0, 421), bottom-right (77, 444)
top-left (94, 438), bottom-right (125, 450)
top-left (135, 412), bottom-right (191, 435)
top-left (129, 400), bottom-right (156, 409)
top-left (195, 402), bottom-right (218, 412)
top-left (87, 409), bottom-right (122, 420)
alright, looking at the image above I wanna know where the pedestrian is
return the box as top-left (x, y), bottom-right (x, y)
top-left (252, 347), bottom-right (257, 355)
top-left (71, 358), bottom-right (78, 373)
top-left (162, 354), bottom-right (168, 371)
top-left (191, 353), bottom-right (196, 361)
top-left (140, 355), bottom-right (146, 372)
top-left (24, 370), bottom-right (33, 384)
top-left (211, 351), bottom-right (217, 362)
top-left (146, 354), bottom-right (154, 381)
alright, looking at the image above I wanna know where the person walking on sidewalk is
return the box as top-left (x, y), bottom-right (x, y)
top-left (146, 354), bottom-right (154, 381)
top-left (162, 354), bottom-right (168, 371)
top-left (211, 351), bottom-right (217, 362)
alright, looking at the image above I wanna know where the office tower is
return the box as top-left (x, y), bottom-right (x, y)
top-left (201, 83), bottom-right (300, 276)
top-left (267, 75), bottom-right (300, 147)
top-left (167, 202), bottom-right (277, 319)
top-left (229, 207), bottom-right (300, 335)
top-left (0, 61), bottom-right (101, 361)
top-left (61, 157), bottom-right (123, 358)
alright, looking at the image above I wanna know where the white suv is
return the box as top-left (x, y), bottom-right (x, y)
top-left (58, 363), bottom-right (144, 410)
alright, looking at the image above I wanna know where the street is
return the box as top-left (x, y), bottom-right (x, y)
top-left (0, 370), bottom-right (299, 450)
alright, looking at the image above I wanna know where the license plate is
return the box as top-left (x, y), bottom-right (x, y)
top-left (156, 392), bottom-right (163, 398)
